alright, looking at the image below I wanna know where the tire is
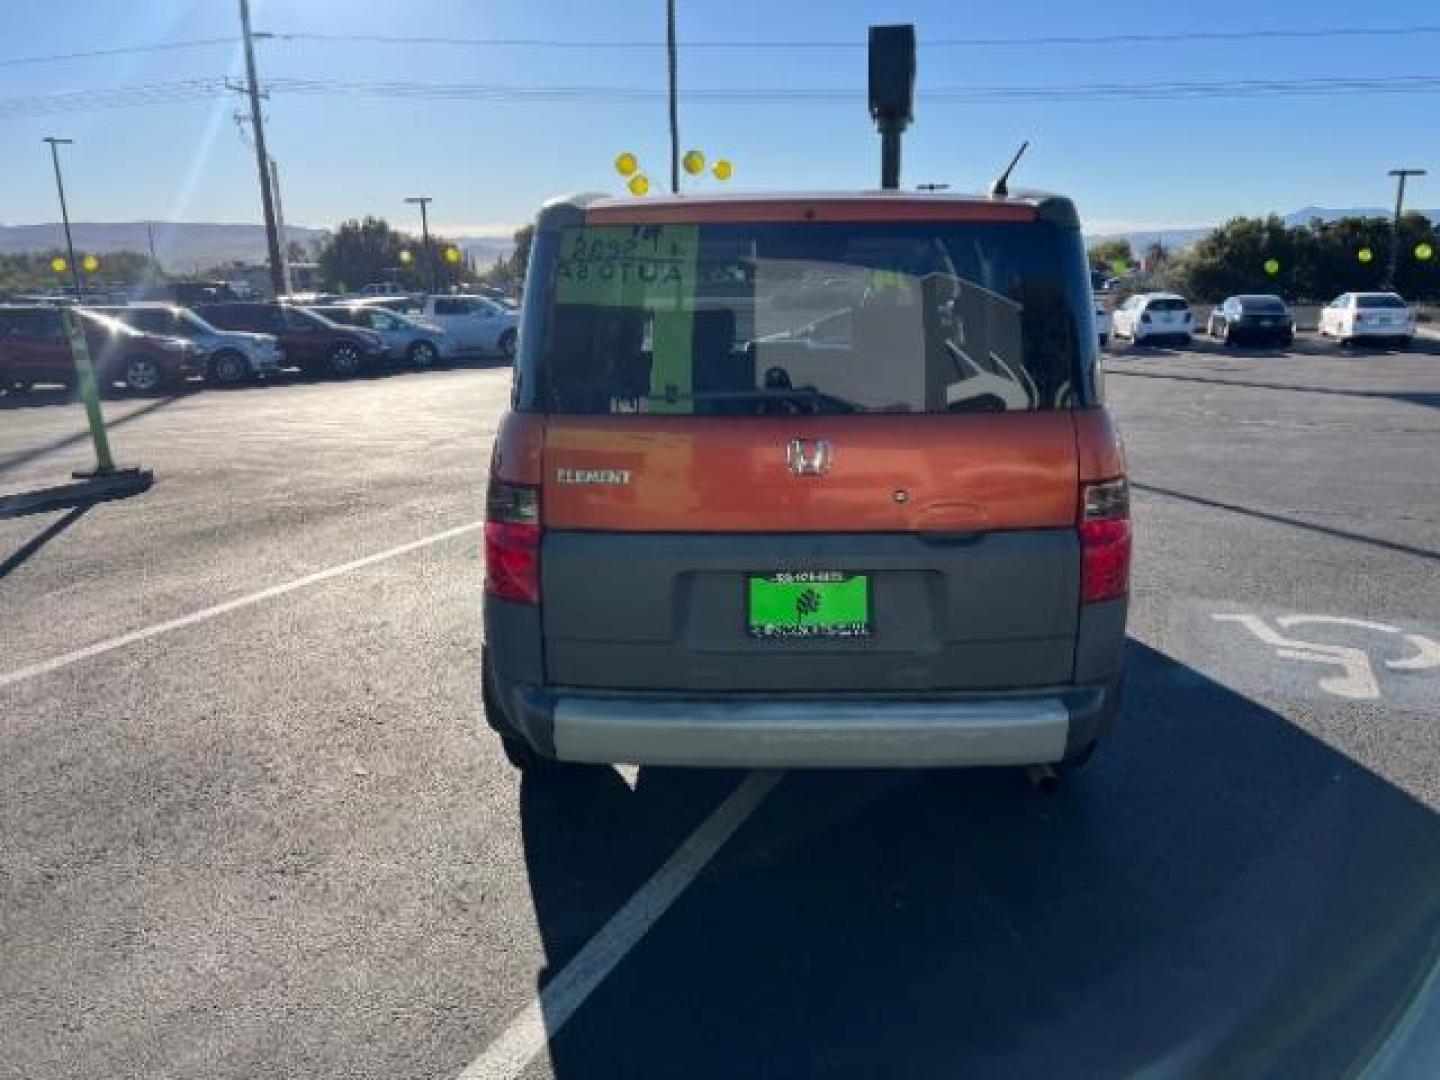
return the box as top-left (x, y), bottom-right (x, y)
top-left (1223, 328), bottom-right (1235, 347)
top-left (122, 354), bottom-right (165, 394)
top-left (1279, 333), bottom-right (1294, 348)
top-left (407, 339), bottom-right (440, 368)
top-left (498, 329), bottom-right (517, 362)
top-left (208, 350), bottom-right (250, 386)
top-left (327, 342), bottom-right (364, 377)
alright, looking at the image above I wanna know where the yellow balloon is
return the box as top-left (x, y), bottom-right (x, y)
top-left (82, 254), bottom-right (100, 273)
top-left (443, 246), bottom-right (462, 265)
top-left (1417, 241), bottom-right (1435, 261)
top-left (614, 152), bottom-right (639, 177)
top-left (712, 159), bottom-right (733, 181)
top-left (1358, 247), bottom-right (1373, 264)
top-left (682, 149), bottom-right (705, 176)
top-left (1263, 258), bottom-right (1280, 275)
top-left (627, 173), bottom-right (650, 197)
top-left (398, 249), bottom-right (413, 264)
top-left (50, 256), bottom-right (67, 273)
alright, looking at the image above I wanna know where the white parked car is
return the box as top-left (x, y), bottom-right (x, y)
top-left (1111, 292), bottom-right (1193, 345)
top-left (313, 304), bottom-right (458, 367)
top-left (97, 302), bottom-right (282, 385)
top-left (416, 294), bottom-right (518, 358)
top-left (1318, 292), bottom-right (1416, 347)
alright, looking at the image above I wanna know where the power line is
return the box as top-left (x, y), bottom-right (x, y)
top-left (7, 73), bottom-right (1440, 120)
top-left (264, 24), bottom-right (1440, 49)
top-left (0, 37), bottom-right (237, 68)
top-left (5, 22), bottom-right (1440, 68)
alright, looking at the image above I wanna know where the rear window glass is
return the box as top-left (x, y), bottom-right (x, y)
top-left (1357, 294), bottom-right (1406, 309)
top-left (1146, 297), bottom-right (1190, 312)
top-left (517, 220), bottom-right (1094, 415)
top-left (1240, 297), bottom-right (1286, 313)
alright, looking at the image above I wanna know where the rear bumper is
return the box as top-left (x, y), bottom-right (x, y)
top-left (489, 682), bottom-right (1121, 769)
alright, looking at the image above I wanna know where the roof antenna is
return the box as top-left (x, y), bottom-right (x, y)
top-left (990, 140), bottom-right (1030, 198)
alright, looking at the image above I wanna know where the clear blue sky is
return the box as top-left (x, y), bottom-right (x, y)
top-left (2, 0), bottom-right (1435, 236)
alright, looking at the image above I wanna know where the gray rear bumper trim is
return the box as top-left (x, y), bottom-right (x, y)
top-left (551, 696), bottom-right (1069, 768)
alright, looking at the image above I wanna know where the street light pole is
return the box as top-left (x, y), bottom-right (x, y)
top-left (405, 196), bottom-right (435, 293)
top-left (666, 0), bottom-right (679, 194)
top-left (1387, 167), bottom-right (1427, 291)
top-left (42, 137), bottom-right (82, 300)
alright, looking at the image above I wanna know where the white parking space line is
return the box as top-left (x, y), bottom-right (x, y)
top-left (0, 521), bottom-right (482, 692)
top-left (457, 769), bottom-right (782, 1080)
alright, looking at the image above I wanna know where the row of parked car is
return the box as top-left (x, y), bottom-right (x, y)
top-left (0, 294), bottom-right (519, 395)
top-left (1098, 290), bottom-right (1421, 349)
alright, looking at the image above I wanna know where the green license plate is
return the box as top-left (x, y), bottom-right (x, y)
top-left (746, 572), bottom-right (872, 639)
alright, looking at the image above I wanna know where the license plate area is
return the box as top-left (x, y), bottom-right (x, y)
top-left (746, 572), bottom-right (872, 639)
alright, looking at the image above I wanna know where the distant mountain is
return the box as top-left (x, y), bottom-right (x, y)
top-left (0, 221), bottom-right (516, 272)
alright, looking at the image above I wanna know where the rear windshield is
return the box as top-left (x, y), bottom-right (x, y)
top-left (1146, 297), bottom-right (1190, 312)
top-left (517, 220), bottom-right (1095, 415)
top-left (1357, 294), bottom-right (1407, 309)
top-left (1240, 297), bottom-right (1286, 313)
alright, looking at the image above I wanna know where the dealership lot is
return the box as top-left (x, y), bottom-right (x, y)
top-left (2, 336), bottom-right (1440, 1078)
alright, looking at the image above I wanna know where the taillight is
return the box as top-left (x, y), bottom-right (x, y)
top-left (485, 479), bottom-right (541, 604)
top-left (1080, 478), bottom-right (1130, 604)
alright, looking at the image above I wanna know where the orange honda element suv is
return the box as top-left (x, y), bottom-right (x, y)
top-left (482, 190), bottom-right (1128, 776)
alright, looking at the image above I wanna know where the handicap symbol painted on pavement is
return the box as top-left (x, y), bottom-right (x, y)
top-left (1211, 614), bottom-right (1440, 701)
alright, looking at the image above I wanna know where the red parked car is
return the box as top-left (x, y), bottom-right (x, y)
top-left (196, 302), bottom-right (386, 377)
top-left (0, 304), bottom-right (206, 394)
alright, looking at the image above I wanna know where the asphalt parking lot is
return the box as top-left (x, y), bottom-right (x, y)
top-left (3, 334), bottom-right (1440, 1079)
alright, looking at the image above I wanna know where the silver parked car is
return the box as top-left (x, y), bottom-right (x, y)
top-left (97, 303), bottom-right (283, 384)
top-left (311, 304), bottom-right (458, 367)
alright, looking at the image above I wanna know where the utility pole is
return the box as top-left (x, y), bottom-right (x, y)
top-left (1386, 167), bottom-right (1427, 291)
top-left (42, 137), bottom-right (82, 300)
top-left (238, 0), bottom-right (284, 296)
top-left (666, 0), bottom-right (679, 193)
top-left (269, 158), bottom-right (294, 295)
top-left (405, 196), bottom-right (435, 293)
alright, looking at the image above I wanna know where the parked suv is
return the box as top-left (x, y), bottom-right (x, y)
top-left (197, 302), bottom-right (385, 376)
top-left (482, 191), bottom-right (1129, 777)
top-left (96, 303), bottom-right (282, 384)
top-left (1, 304), bottom-right (204, 394)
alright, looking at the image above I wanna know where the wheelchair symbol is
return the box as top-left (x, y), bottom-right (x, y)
top-left (1212, 614), bottom-right (1440, 701)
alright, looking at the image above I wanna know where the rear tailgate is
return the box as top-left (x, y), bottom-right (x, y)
top-left (540, 412), bottom-right (1080, 692)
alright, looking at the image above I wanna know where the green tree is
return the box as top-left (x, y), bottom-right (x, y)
top-left (509, 223), bottom-right (535, 285)
top-left (317, 216), bottom-right (403, 291)
top-left (1087, 238), bottom-right (1132, 273)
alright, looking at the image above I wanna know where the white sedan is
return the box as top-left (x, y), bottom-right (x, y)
top-left (1111, 292), bottom-right (1193, 345)
top-left (1318, 292), bottom-right (1416, 347)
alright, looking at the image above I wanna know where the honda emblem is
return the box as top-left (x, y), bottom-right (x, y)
top-left (786, 438), bottom-right (833, 476)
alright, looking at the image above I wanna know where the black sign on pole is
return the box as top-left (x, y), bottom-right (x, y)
top-left (868, 24), bottom-right (916, 190)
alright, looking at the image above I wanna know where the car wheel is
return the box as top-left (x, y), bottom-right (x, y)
top-left (1279, 333), bottom-right (1294, 348)
top-left (407, 339), bottom-right (440, 368)
top-left (1223, 327), bottom-right (1235, 347)
top-left (208, 350), bottom-right (249, 386)
top-left (327, 343), bottom-right (363, 377)
top-left (498, 329), bottom-right (517, 361)
top-left (123, 354), bottom-right (165, 394)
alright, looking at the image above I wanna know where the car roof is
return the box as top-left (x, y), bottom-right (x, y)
top-left (537, 189), bottom-right (1080, 229)
top-left (1137, 292), bottom-right (1188, 301)
top-left (1232, 294), bottom-right (1286, 302)
top-left (1353, 291), bottom-right (1405, 300)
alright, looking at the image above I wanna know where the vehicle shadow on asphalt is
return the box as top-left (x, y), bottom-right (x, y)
top-left (520, 639), bottom-right (1440, 1079)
